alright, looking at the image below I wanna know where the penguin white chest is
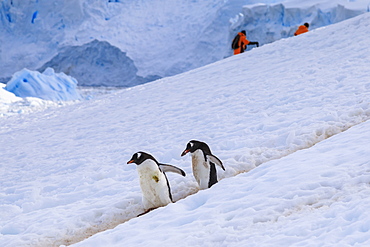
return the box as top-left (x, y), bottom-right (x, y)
top-left (191, 150), bottom-right (210, 190)
top-left (136, 160), bottom-right (172, 210)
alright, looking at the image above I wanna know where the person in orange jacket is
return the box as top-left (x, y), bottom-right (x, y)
top-left (233, 30), bottom-right (249, 55)
top-left (294, 23), bottom-right (309, 36)
top-left (232, 30), bottom-right (259, 55)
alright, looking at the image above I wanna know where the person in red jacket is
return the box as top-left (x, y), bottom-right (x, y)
top-left (294, 23), bottom-right (309, 36)
top-left (233, 30), bottom-right (259, 55)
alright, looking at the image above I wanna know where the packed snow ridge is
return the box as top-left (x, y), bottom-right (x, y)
top-left (1, 0), bottom-right (369, 86)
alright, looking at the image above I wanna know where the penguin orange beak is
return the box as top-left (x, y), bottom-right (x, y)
top-left (181, 149), bottom-right (189, 156)
top-left (127, 160), bottom-right (134, 164)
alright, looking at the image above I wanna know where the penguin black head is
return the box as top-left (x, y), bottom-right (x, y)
top-left (181, 140), bottom-right (211, 156)
top-left (127, 152), bottom-right (157, 165)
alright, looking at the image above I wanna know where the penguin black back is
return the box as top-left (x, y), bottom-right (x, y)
top-left (208, 162), bottom-right (218, 188)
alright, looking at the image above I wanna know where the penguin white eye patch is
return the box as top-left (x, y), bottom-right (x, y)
top-left (136, 152), bottom-right (142, 159)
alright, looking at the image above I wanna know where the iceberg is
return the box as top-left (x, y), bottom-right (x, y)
top-left (5, 68), bottom-right (82, 101)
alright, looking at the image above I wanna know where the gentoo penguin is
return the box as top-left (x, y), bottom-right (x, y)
top-left (127, 151), bottom-right (186, 212)
top-left (181, 140), bottom-right (225, 189)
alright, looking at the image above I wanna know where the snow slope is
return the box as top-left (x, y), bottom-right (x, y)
top-left (72, 108), bottom-right (370, 247)
top-left (1, 11), bottom-right (370, 247)
top-left (0, 82), bottom-right (76, 117)
top-left (1, 0), bottom-right (369, 86)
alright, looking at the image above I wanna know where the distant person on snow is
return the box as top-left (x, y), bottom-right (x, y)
top-left (294, 23), bottom-right (309, 36)
top-left (232, 30), bottom-right (259, 55)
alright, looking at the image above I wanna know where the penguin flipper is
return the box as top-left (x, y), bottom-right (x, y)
top-left (159, 164), bottom-right (186, 176)
top-left (207, 155), bottom-right (225, 171)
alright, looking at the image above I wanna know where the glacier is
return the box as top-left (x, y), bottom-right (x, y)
top-left (0, 0), bottom-right (369, 87)
top-left (37, 40), bottom-right (160, 87)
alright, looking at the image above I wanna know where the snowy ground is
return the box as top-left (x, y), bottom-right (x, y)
top-left (72, 116), bottom-right (370, 247)
top-left (0, 83), bottom-right (121, 117)
top-left (2, 9), bottom-right (370, 247)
